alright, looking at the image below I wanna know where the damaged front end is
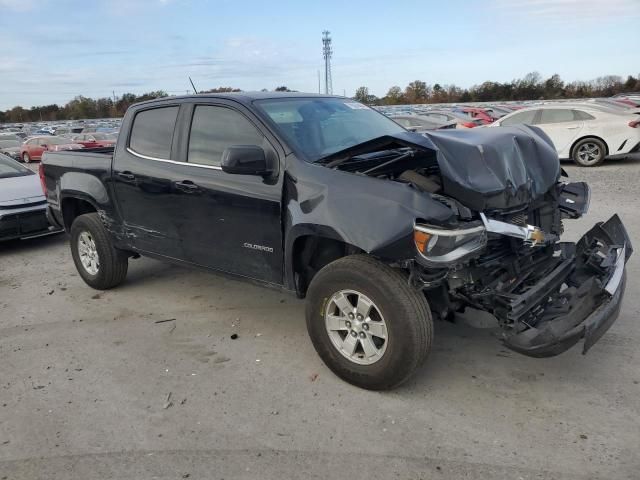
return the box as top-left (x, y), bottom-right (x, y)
top-left (414, 211), bottom-right (632, 357)
top-left (321, 129), bottom-right (632, 357)
top-left (314, 127), bottom-right (632, 357)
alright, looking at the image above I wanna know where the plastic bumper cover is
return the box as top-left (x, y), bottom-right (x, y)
top-left (502, 214), bottom-right (632, 358)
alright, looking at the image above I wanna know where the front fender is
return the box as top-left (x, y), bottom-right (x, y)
top-left (282, 157), bottom-right (456, 288)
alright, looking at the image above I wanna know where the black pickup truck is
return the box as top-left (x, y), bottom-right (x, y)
top-left (42, 93), bottom-right (632, 390)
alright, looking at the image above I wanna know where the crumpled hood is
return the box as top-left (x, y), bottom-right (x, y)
top-left (422, 125), bottom-right (560, 210)
top-left (321, 127), bottom-right (560, 211)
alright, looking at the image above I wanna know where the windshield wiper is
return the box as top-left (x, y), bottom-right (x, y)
top-left (360, 150), bottom-right (415, 175)
top-left (325, 147), bottom-right (411, 169)
top-left (317, 135), bottom-right (408, 167)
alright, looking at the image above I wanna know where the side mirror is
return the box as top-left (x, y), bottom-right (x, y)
top-left (221, 145), bottom-right (271, 176)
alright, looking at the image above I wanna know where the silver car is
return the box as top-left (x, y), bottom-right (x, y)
top-left (0, 139), bottom-right (22, 162)
top-left (0, 153), bottom-right (61, 241)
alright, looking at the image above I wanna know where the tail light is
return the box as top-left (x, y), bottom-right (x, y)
top-left (629, 120), bottom-right (640, 128)
top-left (39, 164), bottom-right (47, 195)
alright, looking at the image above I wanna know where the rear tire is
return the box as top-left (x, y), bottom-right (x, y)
top-left (305, 255), bottom-right (433, 390)
top-left (572, 138), bottom-right (606, 167)
top-left (23, 152), bottom-right (31, 163)
top-left (70, 213), bottom-right (128, 290)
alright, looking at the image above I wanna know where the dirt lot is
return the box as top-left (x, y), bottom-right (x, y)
top-left (1, 159), bottom-right (639, 480)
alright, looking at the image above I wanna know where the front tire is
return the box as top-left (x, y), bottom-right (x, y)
top-left (70, 213), bottom-right (128, 290)
top-left (572, 138), bottom-right (606, 167)
top-left (23, 152), bottom-right (31, 163)
top-left (306, 255), bottom-right (433, 390)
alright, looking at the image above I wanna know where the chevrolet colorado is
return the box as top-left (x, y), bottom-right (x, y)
top-left (42, 93), bottom-right (632, 390)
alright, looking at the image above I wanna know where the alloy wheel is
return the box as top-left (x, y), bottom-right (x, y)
top-left (324, 289), bottom-right (388, 365)
top-left (78, 231), bottom-right (100, 275)
top-left (577, 142), bottom-right (602, 165)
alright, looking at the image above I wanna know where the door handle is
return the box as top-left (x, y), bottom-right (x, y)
top-left (174, 180), bottom-right (200, 193)
top-left (117, 171), bottom-right (135, 181)
top-left (566, 126), bottom-right (580, 130)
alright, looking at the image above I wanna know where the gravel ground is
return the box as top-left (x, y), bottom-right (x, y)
top-left (1, 158), bottom-right (639, 479)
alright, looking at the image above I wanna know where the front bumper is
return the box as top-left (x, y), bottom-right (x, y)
top-left (0, 205), bottom-right (62, 241)
top-left (501, 214), bottom-right (632, 358)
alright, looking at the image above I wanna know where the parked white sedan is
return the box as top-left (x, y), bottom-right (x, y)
top-left (490, 105), bottom-right (640, 166)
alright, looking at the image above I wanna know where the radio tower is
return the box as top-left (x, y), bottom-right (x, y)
top-left (322, 30), bottom-right (333, 95)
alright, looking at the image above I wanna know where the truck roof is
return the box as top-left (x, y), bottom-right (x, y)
top-left (132, 92), bottom-right (344, 108)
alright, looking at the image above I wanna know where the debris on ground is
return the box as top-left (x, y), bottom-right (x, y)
top-left (163, 392), bottom-right (173, 409)
top-left (580, 434), bottom-right (588, 440)
top-left (47, 290), bottom-right (54, 295)
top-left (310, 373), bottom-right (319, 382)
top-left (154, 318), bottom-right (176, 324)
top-left (230, 334), bottom-right (238, 340)
top-left (91, 293), bottom-right (101, 300)
top-left (214, 356), bottom-right (231, 364)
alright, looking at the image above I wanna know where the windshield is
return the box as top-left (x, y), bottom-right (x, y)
top-left (0, 154), bottom-right (33, 178)
top-left (255, 97), bottom-right (405, 161)
top-left (0, 140), bottom-right (20, 148)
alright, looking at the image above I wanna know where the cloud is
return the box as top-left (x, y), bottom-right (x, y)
top-left (0, 0), bottom-right (39, 11)
top-left (493, 0), bottom-right (640, 22)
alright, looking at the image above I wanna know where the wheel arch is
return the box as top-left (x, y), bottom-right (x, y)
top-left (286, 230), bottom-right (363, 298)
top-left (60, 195), bottom-right (98, 231)
top-left (570, 135), bottom-right (609, 158)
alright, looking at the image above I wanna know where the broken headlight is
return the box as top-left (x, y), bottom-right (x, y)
top-left (414, 223), bottom-right (486, 264)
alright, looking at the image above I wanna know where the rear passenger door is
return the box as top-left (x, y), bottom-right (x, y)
top-left (171, 101), bottom-right (284, 284)
top-left (112, 104), bottom-right (185, 259)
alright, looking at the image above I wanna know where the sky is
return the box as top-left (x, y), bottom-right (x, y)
top-left (0, 0), bottom-right (638, 110)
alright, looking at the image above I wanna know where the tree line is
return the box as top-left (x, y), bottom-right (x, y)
top-left (0, 86), bottom-right (295, 124)
top-left (354, 72), bottom-right (640, 105)
top-left (2, 73), bottom-right (638, 123)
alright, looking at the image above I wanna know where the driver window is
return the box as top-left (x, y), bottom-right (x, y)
top-left (188, 105), bottom-right (265, 167)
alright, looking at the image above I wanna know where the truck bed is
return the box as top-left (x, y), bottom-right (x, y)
top-left (42, 148), bottom-right (116, 231)
top-left (42, 147), bottom-right (114, 172)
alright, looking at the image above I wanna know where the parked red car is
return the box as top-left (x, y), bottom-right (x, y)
top-left (71, 133), bottom-right (116, 148)
top-left (20, 136), bottom-right (83, 163)
top-left (459, 107), bottom-right (498, 124)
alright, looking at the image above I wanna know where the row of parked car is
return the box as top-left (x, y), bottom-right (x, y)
top-left (380, 94), bottom-right (640, 166)
top-left (0, 120), bottom-right (119, 164)
top-left (0, 121), bottom-right (121, 241)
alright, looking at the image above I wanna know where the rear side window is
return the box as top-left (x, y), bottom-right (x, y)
top-left (539, 109), bottom-right (575, 124)
top-left (129, 106), bottom-right (179, 159)
top-left (500, 110), bottom-right (538, 126)
top-left (188, 106), bottom-right (264, 166)
top-left (573, 110), bottom-right (595, 121)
